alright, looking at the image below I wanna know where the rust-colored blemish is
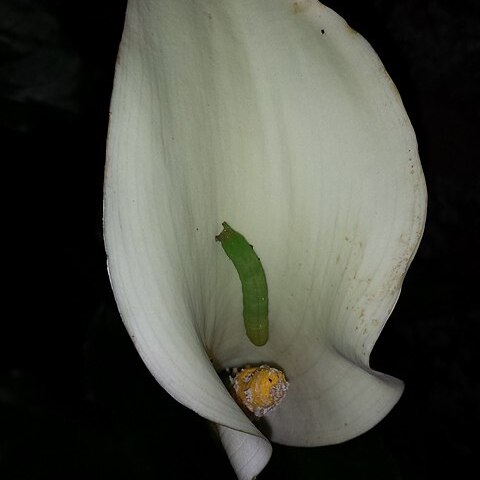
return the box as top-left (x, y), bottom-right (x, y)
top-left (292, 1), bottom-right (307, 14)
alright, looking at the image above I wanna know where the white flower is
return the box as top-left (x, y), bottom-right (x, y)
top-left (103, 1), bottom-right (427, 479)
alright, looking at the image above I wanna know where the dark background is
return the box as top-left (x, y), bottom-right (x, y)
top-left (1, 0), bottom-right (478, 478)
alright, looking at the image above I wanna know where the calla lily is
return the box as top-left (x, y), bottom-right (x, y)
top-left (103, 1), bottom-right (427, 479)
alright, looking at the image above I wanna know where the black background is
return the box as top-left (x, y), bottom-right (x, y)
top-left (1, 1), bottom-right (478, 479)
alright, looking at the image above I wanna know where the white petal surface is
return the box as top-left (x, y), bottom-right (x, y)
top-left (104, 0), bottom-right (427, 477)
top-left (218, 425), bottom-right (272, 480)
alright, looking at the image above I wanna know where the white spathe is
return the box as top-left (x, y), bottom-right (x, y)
top-left (103, 1), bottom-right (427, 479)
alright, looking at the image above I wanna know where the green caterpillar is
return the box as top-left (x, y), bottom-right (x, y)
top-left (215, 222), bottom-right (269, 346)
